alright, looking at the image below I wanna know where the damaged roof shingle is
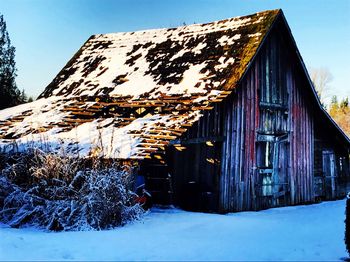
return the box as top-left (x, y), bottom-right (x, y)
top-left (0, 9), bottom-right (280, 159)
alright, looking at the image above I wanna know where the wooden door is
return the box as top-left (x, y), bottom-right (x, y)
top-left (256, 134), bottom-right (289, 207)
top-left (322, 150), bottom-right (336, 199)
top-left (272, 136), bottom-right (289, 204)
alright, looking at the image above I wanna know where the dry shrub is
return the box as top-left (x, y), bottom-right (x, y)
top-left (0, 149), bottom-right (143, 231)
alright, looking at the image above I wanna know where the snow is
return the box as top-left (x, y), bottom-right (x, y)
top-left (167, 63), bottom-right (208, 95)
top-left (0, 200), bottom-right (347, 261)
top-left (217, 34), bottom-right (241, 46)
top-left (0, 97), bottom-right (60, 120)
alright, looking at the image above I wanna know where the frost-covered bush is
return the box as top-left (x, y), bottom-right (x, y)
top-left (2, 148), bottom-right (84, 188)
top-left (0, 150), bottom-right (143, 231)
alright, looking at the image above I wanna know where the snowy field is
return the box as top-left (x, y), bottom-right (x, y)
top-left (0, 200), bottom-right (348, 261)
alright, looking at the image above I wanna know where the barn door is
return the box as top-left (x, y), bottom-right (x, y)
top-left (272, 136), bottom-right (289, 203)
top-left (256, 134), bottom-right (289, 207)
top-left (322, 150), bottom-right (336, 199)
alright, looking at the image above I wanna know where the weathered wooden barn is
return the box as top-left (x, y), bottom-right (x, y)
top-left (0, 9), bottom-right (349, 212)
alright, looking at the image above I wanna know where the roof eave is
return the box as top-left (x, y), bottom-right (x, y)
top-left (234, 9), bottom-right (282, 89)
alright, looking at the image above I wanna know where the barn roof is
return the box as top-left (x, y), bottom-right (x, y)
top-left (0, 9), bottom-right (281, 158)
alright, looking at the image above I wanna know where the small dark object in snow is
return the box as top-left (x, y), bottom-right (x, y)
top-left (135, 184), bottom-right (152, 210)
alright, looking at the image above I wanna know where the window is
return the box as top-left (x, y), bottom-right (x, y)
top-left (256, 141), bottom-right (274, 168)
top-left (256, 140), bottom-right (275, 196)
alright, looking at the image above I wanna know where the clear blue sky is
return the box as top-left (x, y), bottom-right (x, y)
top-left (1, 0), bottom-right (350, 102)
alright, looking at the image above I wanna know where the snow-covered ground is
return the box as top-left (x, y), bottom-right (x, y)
top-left (0, 200), bottom-right (347, 261)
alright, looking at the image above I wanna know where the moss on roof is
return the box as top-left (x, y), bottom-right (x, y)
top-left (40, 9), bottom-right (280, 99)
top-left (0, 9), bottom-right (282, 159)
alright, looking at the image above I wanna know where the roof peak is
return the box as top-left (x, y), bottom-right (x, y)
top-left (92, 9), bottom-right (281, 39)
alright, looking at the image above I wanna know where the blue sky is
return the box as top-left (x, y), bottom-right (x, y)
top-left (1, 0), bottom-right (350, 102)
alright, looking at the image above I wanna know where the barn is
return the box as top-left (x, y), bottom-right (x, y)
top-left (0, 9), bottom-right (349, 213)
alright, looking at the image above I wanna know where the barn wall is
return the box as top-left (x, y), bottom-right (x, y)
top-left (288, 61), bottom-right (315, 205)
top-left (142, 16), bottom-right (350, 213)
top-left (219, 62), bottom-right (258, 212)
top-left (219, 20), bottom-right (315, 212)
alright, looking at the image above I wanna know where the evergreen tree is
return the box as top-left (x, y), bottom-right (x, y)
top-left (340, 97), bottom-right (349, 109)
top-left (329, 95), bottom-right (350, 137)
top-left (329, 95), bottom-right (339, 115)
top-left (330, 95), bottom-right (338, 105)
top-left (19, 89), bottom-right (27, 104)
top-left (0, 14), bottom-right (21, 110)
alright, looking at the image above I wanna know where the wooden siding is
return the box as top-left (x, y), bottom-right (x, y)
top-left (288, 64), bottom-right (314, 205)
top-left (219, 20), bottom-right (315, 212)
top-left (219, 63), bottom-right (258, 211)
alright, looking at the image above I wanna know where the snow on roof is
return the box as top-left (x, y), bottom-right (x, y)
top-left (0, 9), bottom-right (280, 159)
